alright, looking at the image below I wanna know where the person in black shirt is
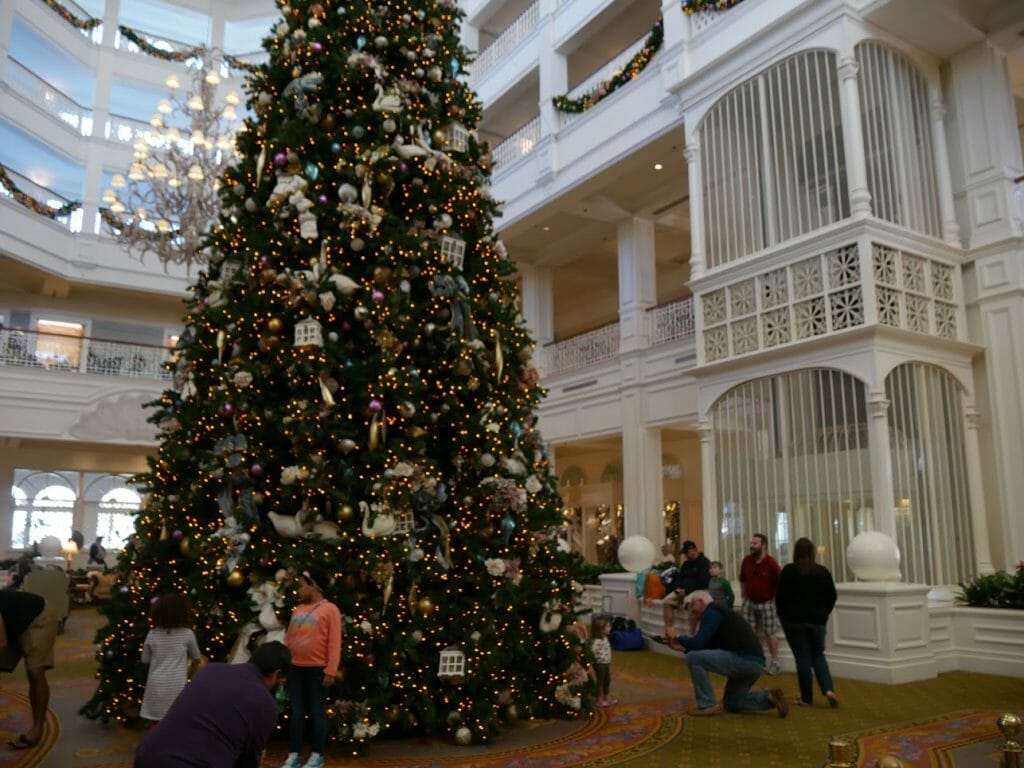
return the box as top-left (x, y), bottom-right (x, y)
top-left (673, 590), bottom-right (788, 718)
top-left (661, 540), bottom-right (711, 639)
top-left (88, 536), bottom-right (107, 566)
top-left (774, 536), bottom-right (839, 707)
top-left (0, 590), bottom-right (58, 748)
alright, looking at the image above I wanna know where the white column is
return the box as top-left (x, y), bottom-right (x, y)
top-left (927, 86), bottom-right (961, 248)
top-left (684, 141), bottom-right (706, 279)
top-left (698, 421), bottom-right (717, 561)
top-left (660, 0), bottom-right (686, 51)
top-left (81, 0), bottom-right (121, 239)
top-left (620, 400), bottom-right (663, 542)
top-left (537, 0), bottom-right (568, 140)
top-left (837, 56), bottom-right (872, 217)
top-left (617, 216), bottom-right (657, 353)
top-left (867, 391), bottom-right (896, 542)
top-left (0, 0), bottom-right (16, 81)
top-left (209, 2), bottom-right (226, 50)
top-left (963, 406), bottom-right (994, 574)
top-left (944, 42), bottom-right (1024, 248)
top-left (517, 262), bottom-right (554, 374)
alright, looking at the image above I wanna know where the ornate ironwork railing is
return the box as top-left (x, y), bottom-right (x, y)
top-left (0, 327), bottom-right (172, 381)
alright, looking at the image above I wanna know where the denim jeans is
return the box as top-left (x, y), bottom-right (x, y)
top-left (288, 665), bottom-right (327, 753)
top-left (686, 649), bottom-right (771, 711)
top-left (781, 622), bottom-right (834, 704)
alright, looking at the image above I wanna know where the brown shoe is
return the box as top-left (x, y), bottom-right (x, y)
top-left (768, 688), bottom-right (789, 718)
top-left (687, 705), bottom-right (722, 716)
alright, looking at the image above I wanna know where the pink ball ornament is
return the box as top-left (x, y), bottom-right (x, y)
top-left (274, 152), bottom-right (287, 167)
top-left (220, 402), bottom-right (235, 415)
top-left (318, 194), bottom-right (328, 203)
top-left (250, 463), bottom-right (264, 477)
top-left (311, 41), bottom-right (323, 53)
top-left (150, 595), bottom-right (161, 605)
top-left (371, 290), bottom-right (385, 302)
top-left (172, 529), bottom-right (184, 541)
top-left (368, 399), bottom-right (384, 413)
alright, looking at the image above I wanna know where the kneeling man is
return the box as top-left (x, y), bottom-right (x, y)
top-left (673, 590), bottom-right (788, 717)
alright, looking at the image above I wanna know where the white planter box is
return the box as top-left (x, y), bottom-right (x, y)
top-left (949, 607), bottom-right (1024, 677)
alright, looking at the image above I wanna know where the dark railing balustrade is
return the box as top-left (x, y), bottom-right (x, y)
top-left (0, 327), bottom-right (172, 381)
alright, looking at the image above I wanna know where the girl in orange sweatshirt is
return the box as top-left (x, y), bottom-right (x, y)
top-left (281, 567), bottom-right (342, 768)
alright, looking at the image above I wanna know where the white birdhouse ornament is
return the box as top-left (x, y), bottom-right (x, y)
top-left (438, 647), bottom-right (466, 683)
top-left (294, 317), bottom-right (323, 347)
top-left (440, 236), bottom-right (466, 271)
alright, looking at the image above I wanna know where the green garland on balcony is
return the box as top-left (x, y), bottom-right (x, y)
top-left (681, 0), bottom-right (743, 13)
top-left (552, 18), bottom-right (663, 114)
top-left (0, 163), bottom-right (81, 220)
top-left (40, 0), bottom-right (102, 30)
top-left (117, 26), bottom-right (205, 62)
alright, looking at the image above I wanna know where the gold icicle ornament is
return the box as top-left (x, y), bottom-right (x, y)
top-left (255, 145), bottom-right (267, 188)
top-left (494, 330), bottom-right (504, 381)
top-left (318, 373), bottom-right (335, 406)
top-left (368, 410), bottom-right (386, 451)
top-left (216, 330), bottom-right (226, 363)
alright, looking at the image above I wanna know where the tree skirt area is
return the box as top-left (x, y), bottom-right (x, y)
top-left (0, 689), bottom-right (59, 768)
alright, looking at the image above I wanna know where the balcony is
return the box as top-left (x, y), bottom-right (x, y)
top-left (0, 327), bottom-right (172, 381)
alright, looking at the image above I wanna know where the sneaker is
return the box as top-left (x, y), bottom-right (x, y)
top-left (768, 688), bottom-right (789, 718)
top-left (826, 692), bottom-right (839, 709)
top-left (596, 696), bottom-right (608, 707)
top-left (280, 755), bottom-right (302, 768)
top-left (766, 659), bottom-right (781, 675)
top-left (687, 704), bottom-right (722, 716)
top-left (301, 755), bottom-right (325, 768)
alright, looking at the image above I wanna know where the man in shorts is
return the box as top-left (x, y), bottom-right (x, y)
top-left (0, 590), bottom-right (58, 749)
top-left (739, 533), bottom-right (782, 674)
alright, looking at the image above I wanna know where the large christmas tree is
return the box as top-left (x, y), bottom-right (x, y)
top-left (83, 0), bottom-right (590, 749)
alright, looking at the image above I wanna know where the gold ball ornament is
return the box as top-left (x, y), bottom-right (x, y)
top-left (416, 596), bottom-right (435, 618)
top-left (336, 504), bottom-right (355, 522)
top-left (320, 112), bottom-right (336, 130)
top-left (179, 537), bottom-right (194, 557)
top-left (267, 317), bottom-right (284, 335)
top-left (226, 569), bottom-right (246, 587)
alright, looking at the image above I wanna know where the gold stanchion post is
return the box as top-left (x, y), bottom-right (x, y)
top-left (998, 713), bottom-right (1022, 768)
top-left (827, 738), bottom-right (854, 768)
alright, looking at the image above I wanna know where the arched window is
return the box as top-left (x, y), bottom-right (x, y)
top-left (886, 363), bottom-right (973, 584)
top-left (83, 473), bottom-right (142, 549)
top-left (711, 369), bottom-right (872, 580)
top-left (10, 471), bottom-right (77, 549)
top-left (856, 42), bottom-right (942, 239)
top-left (700, 50), bottom-right (848, 268)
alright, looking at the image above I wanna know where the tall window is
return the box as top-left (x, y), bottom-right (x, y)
top-left (711, 370), bottom-right (872, 581)
top-left (84, 473), bottom-right (142, 549)
top-left (886, 364), bottom-right (973, 585)
top-left (34, 319), bottom-right (85, 369)
top-left (10, 471), bottom-right (76, 549)
top-left (700, 50), bottom-right (849, 268)
top-left (856, 43), bottom-right (942, 239)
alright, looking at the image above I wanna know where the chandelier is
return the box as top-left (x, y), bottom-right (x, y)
top-left (103, 50), bottom-right (240, 267)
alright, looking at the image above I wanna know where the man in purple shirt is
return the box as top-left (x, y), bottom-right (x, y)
top-left (133, 641), bottom-right (289, 768)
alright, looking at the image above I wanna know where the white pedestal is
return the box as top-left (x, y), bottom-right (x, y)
top-left (827, 582), bottom-right (937, 684)
top-left (597, 572), bottom-right (640, 623)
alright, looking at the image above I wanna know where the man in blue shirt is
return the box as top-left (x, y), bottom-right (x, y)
top-left (673, 590), bottom-right (788, 718)
top-left (133, 641), bottom-right (290, 767)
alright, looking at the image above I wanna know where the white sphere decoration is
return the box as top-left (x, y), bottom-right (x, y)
top-left (454, 726), bottom-right (472, 746)
top-left (617, 535), bottom-right (657, 573)
top-left (37, 535), bottom-right (63, 559)
top-left (846, 531), bottom-right (901, 581)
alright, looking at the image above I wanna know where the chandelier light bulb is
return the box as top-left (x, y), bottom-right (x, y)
top-left (166, 127), bottom-right (182, 142)
top-left (168, 177), bottom-right (182, 188)
top-left (225, 91), bottom-right (240, 106)
top-left (151, 163), bottom-right (168, 180)
top-left (110, 200), bottom-right (125, 213)
top-left (188, 164), bottom-right (205, 182)
top-left (190, 129), bottom-right (206, 146)
top-left (222, 105), bottom-right (237, 121)
top-left (150, 114), bottom-right (165, 128)
top-left (205, 71), bottom-right (221, 85)
top-left (158, 99), bottom-right (173, 114)
top-left (135, 207), bottom-right (148, 219)
top-left (156, 219), bottom-right (171, 234)
top-left (165, 75), bottom-right (180, 89)
top-left (187, 94), bottom-right (205, 111)
top-left (111, 174), bottom-right (126, 188)
top-left (128, 163), bottom-right (146, 181)
top-left (102, 188), bottom-right (117, 204)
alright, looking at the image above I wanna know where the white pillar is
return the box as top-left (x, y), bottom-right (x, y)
top-left (963, 406), bottom-right (994, 574)
top-left (617, 216), bottom-right (657, 353)
top-left (518, 262), bottom-right (554, 373)
top-left (837, 55), bottom-right (872, 217)
top-left (660, 0), bottom-right (686, 51)
top-left (698, 421), bottom-right (717, 561)
top-left (944, 42), bottom-right (1024, 248)
top-left (867, 391), bottom-right (896, 542)
top-left (683, 141), bottom-right (706, 279)
top-left (537, 9), bottom-right (568, 140)
top-left (620, 400), bottom-right (663, 542)
top-left (0, 0), bottom-right (16, 81)
top-left (927, 86), bottom-right (961, 248)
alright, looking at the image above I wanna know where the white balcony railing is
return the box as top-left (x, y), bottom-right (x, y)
top-left (0, 328), bottom-right (172, 381)
top-left (469, 1), bottom-right (540, 83)
top-left (542, 323), bottom-right (620, 377)
top-left (5, 60), bottom-right (94, 137)
top-left (560, 29), bottom-right (652, 129)
top-left (492, 116), bottom-right (541, 171)
top-left (105, 113), bottom-right (157, 145)
top-left (647, 297), bottom-right (696, 345)
top-left (0, 169), bottom-right (83, 231)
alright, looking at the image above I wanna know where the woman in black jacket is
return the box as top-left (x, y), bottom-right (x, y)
top-left (774, 537), bottom-right (838, 707)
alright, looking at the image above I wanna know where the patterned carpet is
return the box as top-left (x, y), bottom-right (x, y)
top-left (2, 607), bottom-right (1022, 767)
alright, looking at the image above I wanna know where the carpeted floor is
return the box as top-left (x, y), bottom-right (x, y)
top-left (1, 606), bottom-right (1021, 767)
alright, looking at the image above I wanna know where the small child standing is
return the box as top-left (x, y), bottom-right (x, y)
top-left (708, 561), bottom-right (735, 609)
top-left (282, 567), bottom-right (342, 768)
top-left (591, 617), bottom-right (617, 707)
top-left (140, 592), bottom-right (201, 723)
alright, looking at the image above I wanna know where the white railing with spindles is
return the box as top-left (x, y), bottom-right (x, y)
top-left (492, 116), bottom-right (541, 171)
top-left (541, 323), bottom-right (620, 377)
top-left (0, 328), bottom-right (172, 381)
top-left (559, 29), bottom-right (652, 128)
top-left (5, 60), bottom-right (94, 137)
top-left (469, 1), bottom-right (540, 83)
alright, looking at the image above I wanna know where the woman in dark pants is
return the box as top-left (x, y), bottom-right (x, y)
top-left (774, 537), bottom-right (839, 707)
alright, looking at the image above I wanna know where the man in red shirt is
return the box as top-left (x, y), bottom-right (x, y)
top-left (739, 533), bottom-right (782, 674)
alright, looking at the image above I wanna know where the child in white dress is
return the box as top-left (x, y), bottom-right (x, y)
top-left (140, 592), bottom-right (200, 722)
top-left (591, 616), bottom-right (616, 707)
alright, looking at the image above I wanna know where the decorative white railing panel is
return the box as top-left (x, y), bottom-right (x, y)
top-left (647, 297), bottom-right (696, 345)
top-left (6, 60), bottom-right (94, 137)
top-left (492, 116), bottom-right (540, 171)
top-left (469, 2), bottom-right (540, 83)
top-left (0, 328), bottom-right (171, 381)
top-left (871, 244), bottom-right (960, 340)
top-left (541, 323), bottom-right (620, 377)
